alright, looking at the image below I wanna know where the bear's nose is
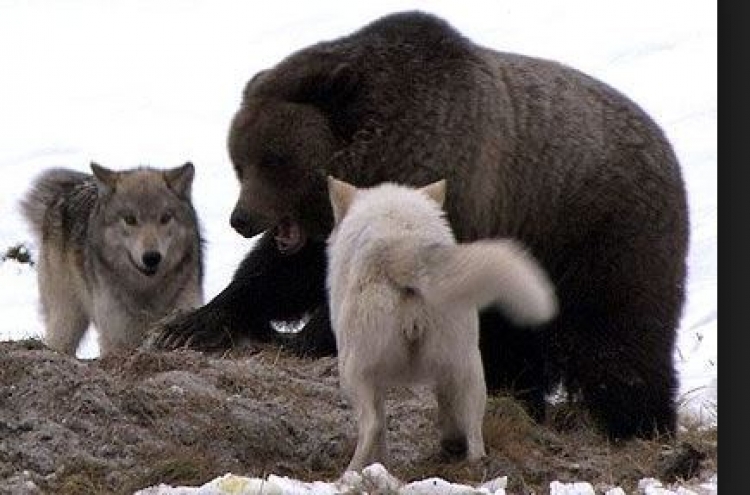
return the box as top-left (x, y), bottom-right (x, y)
top-left (142, 251), bottom-right (162, 269)
top-left (230, 209), bottom-right (249, 231)
top-left (230, 208), bottom-right (259, 237)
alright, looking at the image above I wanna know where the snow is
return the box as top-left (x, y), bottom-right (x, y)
top-left (133, 466), bottom-right (508, 495)
top-left (130, 466), bottom-right (716, 495)
top-left (0, 0), bottom-right (715, 493)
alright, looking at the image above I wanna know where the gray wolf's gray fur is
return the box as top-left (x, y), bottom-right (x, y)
top-left (326, 177), bottom-right (556, 472)
top-left (20, 162), bottom-right (204, 357)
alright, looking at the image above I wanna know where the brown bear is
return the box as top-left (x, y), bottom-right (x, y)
top-left (151, 11), bottom-right (689, 441)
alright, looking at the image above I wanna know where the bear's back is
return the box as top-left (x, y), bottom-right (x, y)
top-left (243, 9), bottom-right (687, 274)
top-left (307, 12), bottom-right (686, 249)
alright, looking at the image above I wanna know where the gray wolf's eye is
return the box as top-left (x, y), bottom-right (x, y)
top-left (123, 214), bottom-right (137, 226)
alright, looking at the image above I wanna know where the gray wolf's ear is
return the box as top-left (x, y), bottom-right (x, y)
top-left (327, 175), bottom-right (357, 225)
top-left (164, 162), bottom-right (195, 200)
top-left (421, 179), bottom-right (446, 207)
top-left (91, 162), bottom-right (119, 195)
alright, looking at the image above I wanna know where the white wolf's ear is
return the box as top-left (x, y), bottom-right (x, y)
top-left (164, 162), bottom-right (195, 200)
top-left (327, 176), bottom-right (357, 225)
top-left (420, 179), bottom-right (446, 207)
top-left (91, 162), bottom-right (119, 195)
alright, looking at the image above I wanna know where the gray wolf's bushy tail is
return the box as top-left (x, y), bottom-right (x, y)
top-left (20, 168), bottom-right (90, 239)
top-left (382, 238), bottom-right (557, 326)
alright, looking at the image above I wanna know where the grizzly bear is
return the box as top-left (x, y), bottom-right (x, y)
top-left (151, 11), bottom-right (689, 440)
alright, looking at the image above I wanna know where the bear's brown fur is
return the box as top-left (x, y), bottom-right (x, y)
top-left (151, 11), bottom-right (689, 440)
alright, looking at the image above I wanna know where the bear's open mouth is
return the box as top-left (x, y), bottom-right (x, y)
top-left (274, 218), bottom-right (306, 255)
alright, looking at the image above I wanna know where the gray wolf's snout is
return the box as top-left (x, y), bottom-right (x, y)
top-left (142, 251), bottom-right (162, 273)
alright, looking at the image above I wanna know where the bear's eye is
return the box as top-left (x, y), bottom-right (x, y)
top-left (259, 153), bottom-right (286, 169)
top-left (160, 212), bottom-right (173, 225)
top-left (122, 214), bottom-right (137, 226)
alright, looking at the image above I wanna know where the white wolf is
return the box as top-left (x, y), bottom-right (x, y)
top-left (326, 177), bottom-right (557, 473)
top-left (20, 162), bottom-right (204, 357)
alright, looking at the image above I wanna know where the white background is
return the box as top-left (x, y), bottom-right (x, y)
top-left (0, 2), bottom-right (716, 490)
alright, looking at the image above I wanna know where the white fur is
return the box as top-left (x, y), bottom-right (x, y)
top-left (326, 177), bottom-right (557, 473)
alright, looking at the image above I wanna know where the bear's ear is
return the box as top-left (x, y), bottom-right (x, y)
top-left (289, 61), bottom-right (360, 111)
top-left (242, 70), bottom-right (269, 100)
top-left (421, 179), bottom-right (447, 208)
top-left (327, 175), bottom-right (358, 225)
top-left (91, 162), bottom-right (119, 195)
top-left (164, 162), bottom-right (195, 200)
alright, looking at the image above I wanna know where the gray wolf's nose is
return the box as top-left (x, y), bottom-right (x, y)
top-left (142, 251), bottom-right (162, 268)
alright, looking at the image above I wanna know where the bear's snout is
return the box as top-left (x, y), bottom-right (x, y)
top-left (230, 208), bottom-right (263, 238)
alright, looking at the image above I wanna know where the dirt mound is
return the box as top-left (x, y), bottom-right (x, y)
top-left (0, 339), bottom-right (716, 494)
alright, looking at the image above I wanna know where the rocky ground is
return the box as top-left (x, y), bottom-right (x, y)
top-left (0, 339), bottom-right (716, 494)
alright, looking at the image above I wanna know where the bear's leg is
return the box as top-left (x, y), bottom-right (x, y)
top-left (149, 231), bottom-right (328, 351)
top-left (566, 309), bottom-right (679, 440)
top-left (479, 309), bottom-right (549, 422)
top-left (558, 229), bottom-right (683, 440)
top-left (279, 302), bottom-right (338, 357)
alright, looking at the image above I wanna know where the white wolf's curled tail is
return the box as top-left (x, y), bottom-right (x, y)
top-left (19, 168), bottom-right (91, 239)
top-left (384, 238), bottom-right (558, 326)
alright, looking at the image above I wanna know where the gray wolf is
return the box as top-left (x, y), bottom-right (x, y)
top-left (326, 177), bottom-right (557, 472)
top-left (149, 10), bottom-right (688, 439)
top-left (20, 162), bottom-right (204, 357)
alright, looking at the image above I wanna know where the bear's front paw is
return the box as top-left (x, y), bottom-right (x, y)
top-left (144, 308), bottom-right (233, 351)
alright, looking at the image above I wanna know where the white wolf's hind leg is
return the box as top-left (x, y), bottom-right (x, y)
top-left (436, 356), bottom-right (487, 461)
top-left (344, 378), bottom-right (386, 473)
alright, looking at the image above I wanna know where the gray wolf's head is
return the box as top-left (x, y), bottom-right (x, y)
top-left (90, 162), bottom-right (199, 281)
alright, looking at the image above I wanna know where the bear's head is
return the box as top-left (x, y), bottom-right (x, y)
top-left (227, 54), bottom-right (360, 254)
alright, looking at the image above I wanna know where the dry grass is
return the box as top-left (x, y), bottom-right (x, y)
top-left (55, 457), bottom-right (112, 495)
top-left (0, 341), bottom-right (717, 494)
top-left (122, 447), bottom-right (223, 495)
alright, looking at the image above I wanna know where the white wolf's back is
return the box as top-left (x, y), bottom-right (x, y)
top-left (328, 183), bottom-right (557, 330)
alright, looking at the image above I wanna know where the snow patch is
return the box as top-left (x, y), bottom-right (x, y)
top-left (134, 466), bottom-right (717, 495)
